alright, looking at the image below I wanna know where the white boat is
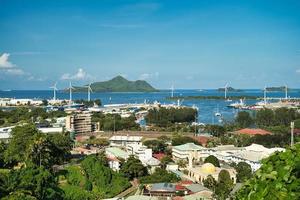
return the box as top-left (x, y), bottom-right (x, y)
top-left (227, 99), bottom-right (245, 109)
top-left (215, 112), bottom-right (222, 117)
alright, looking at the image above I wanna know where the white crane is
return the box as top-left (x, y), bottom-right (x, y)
top-left (68, 82), bottom-right (74, 104)
top-left (86, 83), bottom-right (93, 101)
top-left (50, 82), bottom-right (58, 101)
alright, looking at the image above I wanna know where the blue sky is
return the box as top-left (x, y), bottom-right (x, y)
top-left (0, 0), bottom-right (300, 90)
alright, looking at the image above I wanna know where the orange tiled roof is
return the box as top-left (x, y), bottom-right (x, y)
top-left (236, 128), bottom-right (271, 135)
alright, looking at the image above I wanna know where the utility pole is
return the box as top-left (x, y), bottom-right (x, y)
top-left (291, 121), bottom-right (294, 147)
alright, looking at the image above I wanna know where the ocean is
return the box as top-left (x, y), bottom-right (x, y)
top-left (1, 89), bottom-right (299, 124)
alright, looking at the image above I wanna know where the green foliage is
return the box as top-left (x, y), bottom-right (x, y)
top-left (120, 155), bottom-right (148, 180)
top-left (143, 139), bottom-right (167, 153)
top-left (0, 166), bottom-right (64, 200)
top-left (4, 124), bottom-right (72, 168)
top-left (84, 137), bottom-right (109, 147)
top-left (236, 111), bottom-right (253, 128)
top-left (145, 107), bottom-right (197, 127)
top-left (139, 168), bottom-right (180, 184)
top-left (61, 185), bottom-right (96, 200)
top-left (204, 155), bottom-right (220, 167)
top-left (92, 113), bottom-right (140, 131)
top-left (171, 135), bottom-right (200, 146)
top-left (294, 118), bottom-right (300, 129)
top-left (255, 108), bottom-right (275, 127)
top-left (160, 155), bottom-right (173, 169)
top-left (0, 142), bottom-right (9, 168)
top-left (235, 144), bottom-right (300, 200)
top-left (65, 166), bottom-right (87, 187)
top-left (255, 108), bottom-right (299, 127)
top-left (0, 107), bottom-right (66, 127)
top-left (235, 162), bottom-right (252, 183)
top-left (4, 124), bottom-right (39, 164)
top-left (78, 155), bottom-right (130, 198)
top-left (203, 175), bottom-right (217, 191)
top-left (1, 191), bottom-right (37, 200)
top-left (204, 125), bottom-right (226, 137)
top-left (214, 170), bottom-right (233, 200)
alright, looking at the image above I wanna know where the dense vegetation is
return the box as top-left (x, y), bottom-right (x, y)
top-left (92, 112), bottom-right (140, 131)
top-left (139, 168), bottom-right (180, 184)
top-left (74, 76), bottom-right (157, 92)
top-left (204, 155), bottom-right (220, 167)
top-left (203, 170), bottom-right (234, 200)
top-left (0, 107), bottom-right (66, 127)
top-left (62, 154), bottom-right (131, 199)
top-left (0, 124), bottom-right (73, 199)
top-left (235, 144), bottom-right (300, 200)
top-left (145, 107), bottom-right (197, 127)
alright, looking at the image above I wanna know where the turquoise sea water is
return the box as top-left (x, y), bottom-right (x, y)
top-left (1, 89), bottom-right (299, 124)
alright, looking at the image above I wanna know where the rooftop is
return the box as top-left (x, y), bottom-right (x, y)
top-left (186, 184), bottom-right (211, 193)
top-left (105, 147), bottom-right (129, 159)
top-left (235, 128), bottom-right (271, 135)
top-left (126, 195), bottom-right (158, 200)
top-left (109, 135), bottom-right (142, 141)
top-left (173, 143), bottom-right (205, 151)
top-left (150, 183), bottom-right (176, 192)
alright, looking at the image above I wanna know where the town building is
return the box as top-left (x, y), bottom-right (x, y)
top-left (172, 143), bottom-right (207, 161)
top-left (187, 163), bottom-right (237, 184)
top-left (66, 111), bottom-right (92, 134)
top-left (109, 135), bottom-right (142, 147)
top-left (143, 183), bottom-right (176, 197)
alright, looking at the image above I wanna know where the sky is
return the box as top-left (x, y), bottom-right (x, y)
top-left (0, 0), bottom-right (300, 90)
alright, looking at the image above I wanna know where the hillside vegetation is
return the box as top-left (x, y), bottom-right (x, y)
top-left (74, 76), bottom-right (157, 92)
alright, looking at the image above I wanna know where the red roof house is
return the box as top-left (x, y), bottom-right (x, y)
top-left (235, 128), bottom-right (271, 136)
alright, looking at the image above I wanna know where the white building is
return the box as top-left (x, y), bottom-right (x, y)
top-left (172, 143), bottom-right (208, 161)
top-left (109, 135), bottom-right (142, 147)
top-left (172, 143), bottom-right (285, 171)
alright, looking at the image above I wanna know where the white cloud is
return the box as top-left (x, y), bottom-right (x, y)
top-left (139, 72), bottom-right (159, 80)
top-left (61, 68), bottom-right (93, 80)
top-left (5, 68), bottom-right (25, 75)
top-left (0, 53), bottom-right (15, 68)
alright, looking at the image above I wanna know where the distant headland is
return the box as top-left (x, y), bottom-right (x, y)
top-left (73, 76), bottom-right (158, 92)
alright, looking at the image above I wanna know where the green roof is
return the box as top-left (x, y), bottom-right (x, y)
top-left (106, 147), bottom-right (129, 159)
top-left (126, 195), bottom-right (158, 200)
top-left (173, 143), bottom-right (204, 151)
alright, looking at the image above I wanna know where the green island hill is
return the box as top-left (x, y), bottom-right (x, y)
top-left (71, 75), bottom-right (158, 92)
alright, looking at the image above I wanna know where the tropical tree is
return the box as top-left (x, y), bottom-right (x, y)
top-left (4, 124), bottom-right (39, 164)
top-left (204, 155), bottom-right (220, 167)
top-left (0, 165), bottom-right (64, 200)
top-left (235, 162), bottom-right (252, 183)
top-left (236, 111), bottom-right (253, 128)
top-left (214, 170), bottom-right (233, 200)
top-left (235, 144), bottom-right (300, 200)
top-left (203, 175), bottom-right (217, 191)
top-left (120, 155), bottom-right (148, 180)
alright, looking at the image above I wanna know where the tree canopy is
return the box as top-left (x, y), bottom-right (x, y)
top-left (235, 162), bottom-right (252, 183)
top-left (235, 144), bottom-right (300, 200)
top-left (204, 155), bottom-right (220, 167)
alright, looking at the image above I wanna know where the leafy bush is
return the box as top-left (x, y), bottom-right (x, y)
top-left (139, 168), bottom-right (180, 184)
top-left (235, 144), bottom-right (300, 200)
